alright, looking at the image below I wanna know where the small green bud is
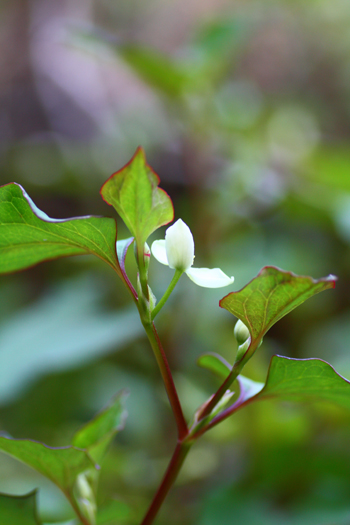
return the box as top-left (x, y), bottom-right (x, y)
top-left (75, 474), bottom-right (96, 525)
top-left (78, 498), bottom-right (96, 525)
top-left (234, 319), bottom-right (250, 345)
top-left (148, 285), bottom-right (157, 311)
top-left (76, 473), bottom-right (94, 501)
top-left (235, 338), bottom-right (250, 364)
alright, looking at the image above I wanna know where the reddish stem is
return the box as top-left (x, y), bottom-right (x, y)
top-left (143, 322), bottom-right (188, 440)
top-left (140, 441), bottom-right (191, 525)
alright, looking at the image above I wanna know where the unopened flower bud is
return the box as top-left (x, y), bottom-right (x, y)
top-left (234, 319), bottom-right (250, 345)
top-left (148, 285), bottom-right (157, 311)
top-left (76, 473), bottom-right (94, 501)
top-left (165, 219), bottom-right (194, 271)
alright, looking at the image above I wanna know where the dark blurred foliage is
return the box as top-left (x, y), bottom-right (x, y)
top-left (1, 0), bottom-right (350, 524)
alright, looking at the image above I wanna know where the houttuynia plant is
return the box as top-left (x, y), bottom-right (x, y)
top-left (0, 147), bottom-right (347, 525)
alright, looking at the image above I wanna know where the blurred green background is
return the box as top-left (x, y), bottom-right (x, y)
top-left (1, 0), bottom-right (350, 523)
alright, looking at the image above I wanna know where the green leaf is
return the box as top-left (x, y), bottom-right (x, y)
top-left (73, 391), bottom-right (128, 464)
top-left (100, 148), bottom-right (174, 246)
top-left (226, 357), bottom-right (350, 416)
top-left (256, 356), bottom-right (350, 409)
top-left (0, 437), bottom-right (96, 497)
top-left (197, 353), bottom-right (231, 380)
top-left (212, 357), bottom-right (350, 428)
top-left (0, 183), bottom-right (121, 276)
top-left (220, 267), bottom-right (336, 352)
top-left (119, 45), bottom-right (189, 98)
top-left (0, 490), bottom-right (41, 525)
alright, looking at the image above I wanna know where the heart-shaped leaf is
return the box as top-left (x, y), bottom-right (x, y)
top-left (0, 183), bottom-right (121, 276)
top-left (0, 437), bottom-right (96, 498)
top-left (220, 267), bottom-right (336, 354)
top-left (0, 490), bottom-right (41, 525)
top-left (100, 148), bottom-right (174, 247)
top-left (73, 390), bottom-right (128, 464)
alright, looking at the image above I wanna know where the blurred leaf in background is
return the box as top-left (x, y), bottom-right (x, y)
top-left (1, 0), bottom-right (350, 523)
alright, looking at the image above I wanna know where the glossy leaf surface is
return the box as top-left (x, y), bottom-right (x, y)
top-left (220, 267), bottom-right (336, 349)
top-left (0, 183), bottom-right (120, 275)
top-left (101, 148), bottom-right (173, 246)
top-left (0, 490), bottom-right (41, 525)
top-left (0, 437), bottom-right (96, 495)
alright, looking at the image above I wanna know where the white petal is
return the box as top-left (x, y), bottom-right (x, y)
top-left (151, 240), bottom-right (169, 266)
top-left (165, 219), bottom-right (194, 271)
top-left (185, 267), bottom-right (234, 288)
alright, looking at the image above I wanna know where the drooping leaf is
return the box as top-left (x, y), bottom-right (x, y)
top-left (0, 437), bottom-right (96, 497)
top-left (220, 267), bottom-right (336, 352)
top-left (0, 490), bottom-right (41, 525)
top-left (0, 183), bottom-right (121, 276)
top-left (197, 353), bottom-right (231, 380)
top-left (100, 148), bottom-right (174, 246)
top-left (73, 390), bottom-right (128, 464)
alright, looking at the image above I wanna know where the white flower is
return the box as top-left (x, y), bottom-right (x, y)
top-left (151, 219), bottom-right (234, 288)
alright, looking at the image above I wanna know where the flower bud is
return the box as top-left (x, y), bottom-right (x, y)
top-left (234, 319), bottom-right (250, 345)
top-left (76, 473), bottom-right (94, 501)
top-left (148, 285), bottom-right (157, 311)
top-left (165, 219), bottom-right (194, 271)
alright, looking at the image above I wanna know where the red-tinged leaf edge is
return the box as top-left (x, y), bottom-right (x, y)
top-left (219, 266), bottom-right (337, 359)
top-left (100, 146), bottom-right (174, 239)
top-left (0, 183), bottom-right (123, 278)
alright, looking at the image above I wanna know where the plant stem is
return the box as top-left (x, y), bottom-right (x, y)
top-left (196, 360), bottom-right (243, 420)
top-left (140, 441), bottom-right (191, 525)
top-left (143, 322), bottom-right (188, 440)
top-left (65, 492), bottom-right (92, 525)
top-left (151, 269), bottom-right (183, 319)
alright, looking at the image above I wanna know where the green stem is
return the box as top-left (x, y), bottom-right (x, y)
top-left (151, 269), bottom-right (183, 319)
top-left (143, 322), bottom-right (188, 440)
top-left (140, 441), bottom-right (191, 525)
